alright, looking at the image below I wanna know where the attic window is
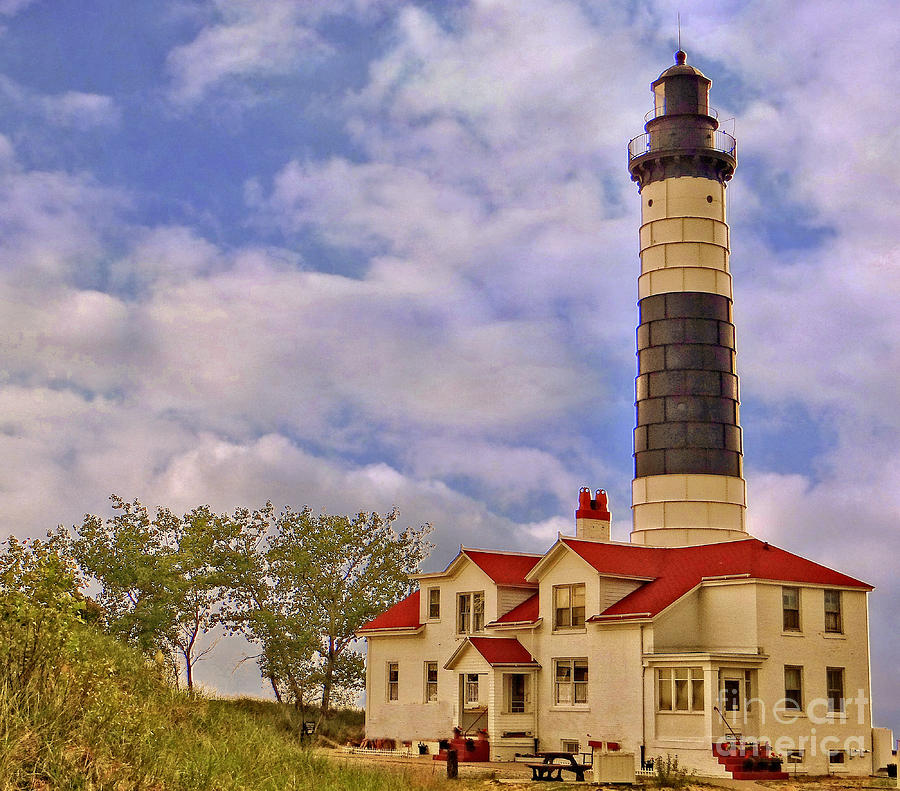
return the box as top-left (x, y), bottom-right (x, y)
top-left (553, 583), bottom-right (585, 629)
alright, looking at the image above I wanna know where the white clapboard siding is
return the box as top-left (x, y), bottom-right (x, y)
top-left (600, 577), bottom-right (644, 610)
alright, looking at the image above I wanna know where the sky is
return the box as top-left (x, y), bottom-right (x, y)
top-left (0, 0), bottom-right (896, 732)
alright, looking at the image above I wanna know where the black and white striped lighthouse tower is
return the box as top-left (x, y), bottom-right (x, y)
top-left (627, 51), bottom-right (746, 547)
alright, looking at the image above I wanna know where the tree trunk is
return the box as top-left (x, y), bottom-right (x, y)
top-left (320, 641), bottom-right (335, 719)
top-left (270, 674), bottom-right (283, 703)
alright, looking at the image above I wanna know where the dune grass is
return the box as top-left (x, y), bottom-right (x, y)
top-left (0, 613), bottom-right (445, 791)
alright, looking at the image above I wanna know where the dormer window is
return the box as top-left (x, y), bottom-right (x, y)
top-left (457, 591), bottom-right (484, 634)
top-left (553, 583), bottom-right (585, 629)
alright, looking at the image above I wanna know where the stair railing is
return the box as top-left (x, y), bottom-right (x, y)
top-left (462, 708), bottom-right (487, 736)
top-left (712, 706), bottom-right (739, 742)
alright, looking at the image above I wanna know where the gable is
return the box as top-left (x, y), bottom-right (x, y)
top-left (445, 637), bottom-right (540, 670)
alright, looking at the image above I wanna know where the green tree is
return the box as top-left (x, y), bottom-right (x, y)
top-left (272, 507), bottom-right (432, 716)
top-left (0, 530), bottom-right (83, 691)
top-left (71, 495), bottom-right (222, 690)
top-left (168, 505), bottom-right (228, 690)
top-left (214, 502), bottom-right (322, 709)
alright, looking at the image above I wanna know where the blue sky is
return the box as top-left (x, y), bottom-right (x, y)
top-left (0, 0), bottom-right (896, 731)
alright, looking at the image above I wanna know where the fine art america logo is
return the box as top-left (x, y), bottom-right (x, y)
top-left (713, 691), bottom-right (871, 758)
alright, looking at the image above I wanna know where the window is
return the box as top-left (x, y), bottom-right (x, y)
top-left (428, 587), bottom-right (441, 619)
top-left (465, 673), bottom-right (480, 705)
top-left (561, 740), bottom-right (580, 754)
top-left (783, 586), bottom-right (800, 631)
top-left (387, 662), bottom-right (399, 701)
top-left (786, 750), bottom-right (805, 764)
top-left (723, 679), bottom-right (741, 711)
top-left (824, 589), bottom-right (842, 633)
top-left (553, 583), bottom-right (585, 629)
top-left (828, 750), bottom-right (845, 764)
top-left (504, 673), bottom-right (529, 713)
top-left (826, 667), bottom-right (844, 713)
top-left (554, 659), bottom-right (588, 705)
top-left (424, 661), bottom-right (438, 702)
top-left (784, 666), bottom-right (803, 710)
top-left (657, 667), bottom-right (704, 712)
top-left (457, 591), bottom-right (484, 633)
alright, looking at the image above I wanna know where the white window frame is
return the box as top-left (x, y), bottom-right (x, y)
top-left (424, 661), bottom-right (438, 703)
top-left (553, 583), bottom-right (586, 630)
top-left (465, 673), bottom-right (480, 706)
top-left (457, 591), bottom-right (485, 634)
top-left (826, 666), bottom-right (844, 713)
top-left (784, 665), bottom-right (803, 710)
top-left (561, 739), bottom-right (580, 755)
top-left (427, 587), bottom-right (441, 620)
top-left (503, 672), bottom-right (531, 714)
top-left (554, 658), bottom-right (588, 706)
top-left (387, 662), bottom-right (399, 702)
top-left (782, 586), bottom-right (801, 632)
top-left (824, 589), bottom-right (842, 634)
top-left (657, 667), bottom-right (704, 712)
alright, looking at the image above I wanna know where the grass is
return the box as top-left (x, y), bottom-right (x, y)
top-left (0, 613), bottom-right (446, 791)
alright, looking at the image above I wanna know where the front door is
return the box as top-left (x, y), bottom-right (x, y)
top-left (718, 670), bottom-right (757, 739)
top-left (459, 672), bottom-right (486, 733)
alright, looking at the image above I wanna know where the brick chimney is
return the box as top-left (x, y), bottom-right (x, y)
top-left (575, 487), bottom-right (611, 541)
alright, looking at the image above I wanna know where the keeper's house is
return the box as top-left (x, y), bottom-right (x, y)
top-left (358, 52), bottom-right (887, 777)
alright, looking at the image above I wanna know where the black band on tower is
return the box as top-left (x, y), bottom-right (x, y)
top-left (633, 291), bottom-right (742, 478)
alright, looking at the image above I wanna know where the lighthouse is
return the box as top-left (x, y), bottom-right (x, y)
top-left (627, 51), bottom-right (746, 547)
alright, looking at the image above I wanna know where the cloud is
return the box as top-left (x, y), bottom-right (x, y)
top-left (166, 2), bottom-right (330, 104)
top-left (164, 0), bottom-right (407, 104)
top-left (0, 76), bottom-right (120, 130)
top-left (39, 91), bottom-right (121, 129)
top-left (0, 0), bottom-right (36, 16)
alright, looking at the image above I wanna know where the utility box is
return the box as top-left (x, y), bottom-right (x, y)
top-left (593, 752), bottom-right (635, 784)
top-left (872, 728), bottom-right (894, 774)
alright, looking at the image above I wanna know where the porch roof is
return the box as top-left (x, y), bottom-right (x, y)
top-left (445, 636), bottom-right (540, 669)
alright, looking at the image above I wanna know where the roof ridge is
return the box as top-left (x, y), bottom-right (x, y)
top-left (462, 546), bottom-right (545, 557)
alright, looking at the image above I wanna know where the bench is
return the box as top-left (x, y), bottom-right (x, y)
top-left (525, 752), bottom-right (590, 782)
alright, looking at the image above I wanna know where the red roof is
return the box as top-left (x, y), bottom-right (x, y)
top-left (559, 537), bottom-right (872, 621)
top-left (357, 590), bottom-right (420, 632)
top-left (468, 637), bottom-right (539, 666)
top-left (491, 592), bottom-right (539, 625)
top-left (464, 549), bottom-right (540, 586)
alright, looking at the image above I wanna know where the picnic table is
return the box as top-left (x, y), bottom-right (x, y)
top-left (525, 752), bottom-right (590, 782)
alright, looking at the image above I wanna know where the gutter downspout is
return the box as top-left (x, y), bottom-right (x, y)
top-left (640, 623), bottom-right (646, 767)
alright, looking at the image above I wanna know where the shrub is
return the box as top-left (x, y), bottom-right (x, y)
top-left (652, 754), bottom-right (693, 788)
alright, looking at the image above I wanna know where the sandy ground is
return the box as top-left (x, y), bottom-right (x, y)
top-left (325, 749), bottom-right (898, 790)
